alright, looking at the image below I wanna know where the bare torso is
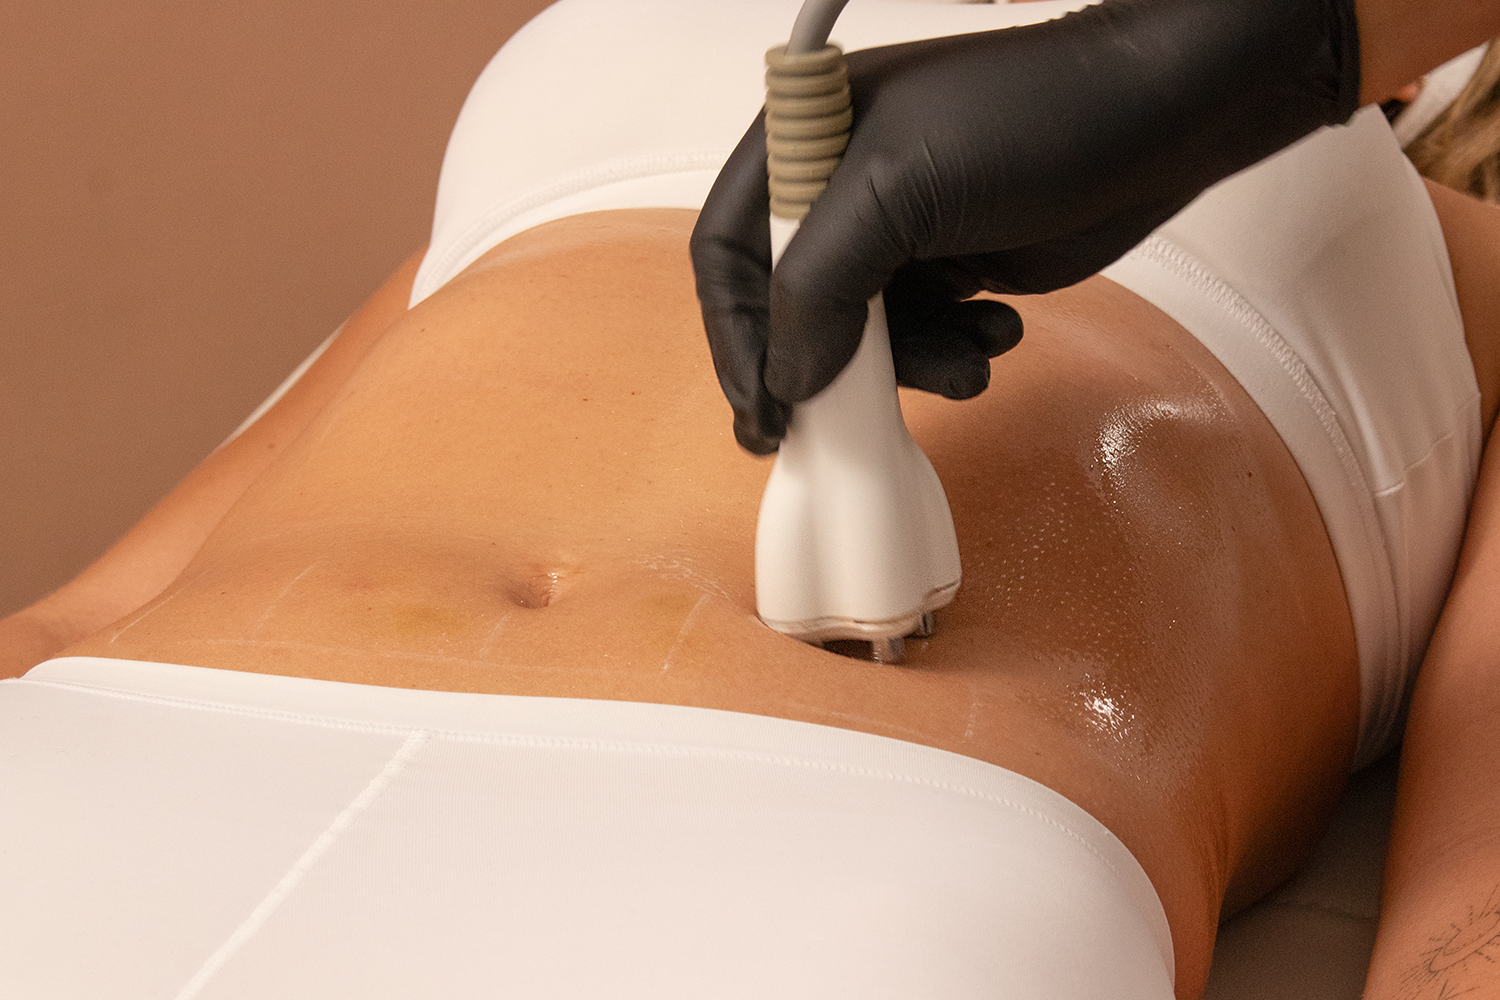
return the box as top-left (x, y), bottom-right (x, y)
top-left (64, 209), bottom-right (1363, 994)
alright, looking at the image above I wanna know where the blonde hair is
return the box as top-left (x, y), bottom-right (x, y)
top-left (1405, 42), bottom-right (1500, 202)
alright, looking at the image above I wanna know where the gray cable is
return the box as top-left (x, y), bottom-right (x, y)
top-left (786, 0), bottom-right (850, 54)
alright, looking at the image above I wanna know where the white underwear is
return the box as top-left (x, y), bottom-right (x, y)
top-left (408, 0), bottom-right (1098, 306)
top-left (1102, 109), bottom-right (1480, 765)
top-left (1, 656), bottom-right (1173, 999)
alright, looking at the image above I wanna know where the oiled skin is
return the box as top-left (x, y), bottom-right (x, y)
top-left (63, 210), bottom-right (1361, 997)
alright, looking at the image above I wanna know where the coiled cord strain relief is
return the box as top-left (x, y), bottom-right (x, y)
top-left (764, 44), bottom-right (850, 220)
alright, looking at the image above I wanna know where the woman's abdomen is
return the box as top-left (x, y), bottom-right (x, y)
top-left (61, 213), bottom-right (1361, 990)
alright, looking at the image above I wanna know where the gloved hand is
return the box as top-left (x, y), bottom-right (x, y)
top-left (691, 0), bottom-right (1360, 453)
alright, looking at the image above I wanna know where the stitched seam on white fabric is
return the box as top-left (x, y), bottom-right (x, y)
top-left (1124, 235), bottom-right (1405, 755)
top-left (419, 148), bottom-right (728, 299)
top-left (18, 676), bottom-right (1125, 878)
top-left (1129, 238), bottom-right (1380, 512)
top-left (1127, 241), bottom-right (1400, 607)
top-left (172, 729), bottom-right (430, 1000)
top-left (1370, 416), bottom-right (1475, 499)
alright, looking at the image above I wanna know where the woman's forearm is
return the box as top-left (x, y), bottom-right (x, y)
top-left (1364, 421), bottom-right (1500, 999)
top-left (1358, 0), bottom-right (1500, 103)
top-left (0, 248), bottom-right (423, 678)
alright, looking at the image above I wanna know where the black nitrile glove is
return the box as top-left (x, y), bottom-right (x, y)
top-left (691, 0), bottom-right (1360, 453)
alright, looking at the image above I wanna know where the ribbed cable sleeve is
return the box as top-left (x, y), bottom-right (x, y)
top-left (765, 44), bottom-right (851, 220)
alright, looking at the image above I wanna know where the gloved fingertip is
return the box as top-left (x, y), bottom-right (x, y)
top-left (958, 299), bottom-right (1024, 358)
top-left (893, 346), bottom-right (990, 400)
top-left (731, 392), bottom-right (789, 455)
top-left (937, 359), bottom-right (990, 400)
top-left (734, 422), bottom-right (781, 455)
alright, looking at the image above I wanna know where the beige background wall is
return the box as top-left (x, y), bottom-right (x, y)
top-left (1, 0), bottom-right (554, 617)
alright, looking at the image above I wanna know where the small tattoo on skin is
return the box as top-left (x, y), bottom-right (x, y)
top-left (1396, 886), bottom-right (1500, 1000)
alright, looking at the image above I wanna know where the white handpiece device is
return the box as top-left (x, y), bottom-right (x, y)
top-left (754, 36), bottom-right (961, 663)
